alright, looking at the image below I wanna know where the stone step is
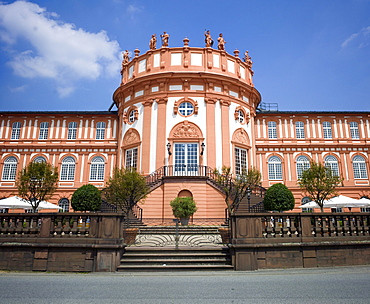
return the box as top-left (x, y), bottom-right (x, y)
top-left (117, 246), bottom-right (233, 272)
top-left (117, 264), bottom-right (234, 271)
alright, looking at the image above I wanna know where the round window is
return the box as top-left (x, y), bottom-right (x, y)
top-left (237, 110), bottom-right (245, 123)
top-left (128, 110), bottom-right (136, 123)
top-left (178, 102), bottom-right (194, 116)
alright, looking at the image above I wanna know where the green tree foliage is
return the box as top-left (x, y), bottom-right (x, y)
top-left (71, 184), bottom-right (102, 212)
top-left (170, 197), bottom-right (198, 218)
top-left (298, 161), bottom-right (344, 212)
top-left (214, 166), bottom-right (262, 214)
top-left (102, 167), bottom-right (149, 218)
top-left (16, 162), bottom-right (59, 212)
top-left (263, 183), bottom-right (295, 212)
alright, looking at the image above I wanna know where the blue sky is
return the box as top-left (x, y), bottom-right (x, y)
top-left (0, 0), bottom-right (369, 112)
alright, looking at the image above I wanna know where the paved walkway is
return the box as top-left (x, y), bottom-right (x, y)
top-left (1, 265), bottom-right (369, 303)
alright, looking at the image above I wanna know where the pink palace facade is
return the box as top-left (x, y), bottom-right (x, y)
top-left (0, 36), bottom-right (369, 218)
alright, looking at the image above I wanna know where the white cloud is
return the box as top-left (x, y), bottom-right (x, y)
top-left (341, 26), bottom-right (370, 48)
top-left (9, 84), bottom-right (28, 93)
top-left (0, 1), bottom-right (121, 97)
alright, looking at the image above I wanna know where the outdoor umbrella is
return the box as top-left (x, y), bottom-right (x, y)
top-left (358, 197), bottom-right (370, 206)
top-left (298, 201), bottom-right (321, 209)
top-left (324, 195), bottom-right (366, 208)
top-left (0, 196), bottom-right (61, 210)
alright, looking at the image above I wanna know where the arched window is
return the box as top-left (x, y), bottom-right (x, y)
top-left (353, 155), bottom-right (368, 179)
top-left (39, 122), bottom-right (49, 140)
top-left (90, 156), bottom-right (105, 181)
top-left (295, 121), bottom-right (305, 139)
top-left (58, 198), bottom-right (70, 212)
top-left (350, 122), bottom-right (360, 139)
top-left (324, 155), bottom-right (339, 176)
top-left (178, 102), bottom-right (194, 116)
top-left (67, 122), bottom-right (77, 140)
top-left (2, 156), bottom-right (18, 181)
top-left (296, 155), bottom-right (310, 179)
top-left (268, 121), bottom-right (277, 139)
top-left (11, 122), bottom-right (21, 140)
top-left (60, 156), bottom-right (76, 181)
top-left (96, 122), bottom-right (106, 140)
top-left (322, 121), bottom-right (332, 139)
top-left (268, 156), bottom-right (282, 180)
top-left (33, 156), bottom-right (46, 163)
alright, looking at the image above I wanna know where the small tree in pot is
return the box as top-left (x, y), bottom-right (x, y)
top-left (170, 197), bottom-right (197, 225)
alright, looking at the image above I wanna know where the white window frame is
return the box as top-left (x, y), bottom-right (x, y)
top-left (237, 110), bottom-right (245, 124)
top-left (268, 156), bottom-right (282, 180)
top-left (324, 155), bottom-right (339, 176)
top-left (268, 121), bottom-right (277, 139)
top-left (11, 122), bottom-right (21, 140)
top-left (125, 147), bottom-right (138, 169)
top-left (353, 155), bottom-right (368, 179)
top-left (178, 102), bottom-right (194, 116)
top-left (2, 156), bottom-right (18, 181)
top-left (90, 156), bottom-right (105, 181)
top-left (67, 122), bottom-right (77, 140)
top-left (60, 156), bottom-right (76, 181)
top-left (323, 121), bottom-right (332, 139)
top-left (58, 198), bottom-right (70, 212)
top-left (39, 122), bottom-right (49, 140)
top-left (295, 121), bottom-right (305, 139)
top-left (350, 121), bottom-right (360, 139)
top-left (235, 147), bottom-right (247, 176)
top-left (33, 156), bottom-right (46, 163)
top-left (96, 122), bottom-right (106, 140)
top-left (296, 155), bottom-right (310, 179)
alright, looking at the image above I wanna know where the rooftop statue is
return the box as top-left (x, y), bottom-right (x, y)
top-left (217, 33), bottom-right (226, 50)
top-left (244, 50), bottom-right (253, 69)
top-left (120, 50), bottom-right (130, 74)
top-left (149, 34), bottom-right (157, 50)
top-left (204, 30), bottom-right (214, 48)
top-left (160, 31), bottom-right (170, 47)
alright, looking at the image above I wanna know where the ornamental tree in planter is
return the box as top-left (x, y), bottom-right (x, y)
top-left (170, 197), bottom-right (198, 225)
top-left (263, 183), bottom-right (295, 212)
top-left (71, 184), bottom-right (102, 212)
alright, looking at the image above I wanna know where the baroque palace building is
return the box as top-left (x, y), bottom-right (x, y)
top-left (0, 34), bottom-right (369, 218)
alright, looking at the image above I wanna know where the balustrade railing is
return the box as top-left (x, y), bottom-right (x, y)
top-left (0, 213), bottom-right (123, 238)
top-left (233, 212), bottom-right (370, 239)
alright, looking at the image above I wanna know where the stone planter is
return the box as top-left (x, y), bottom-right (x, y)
top-left (218, 227), bottom-right (230, 244)
top-left (180, 217), bottom-right (190, 226)
top-left (124, 228), bottom-right (139, 245)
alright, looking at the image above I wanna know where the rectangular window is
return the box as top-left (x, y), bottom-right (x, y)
top-left (235, 147), bottom-right (247, 175)
top-left (323, 121), bottom-right (332, 139)
top-left (125, 148), bottom-right (138, 169)
top-left (11, 122), bottom-right (21, 140)
top-left (350, 122), bottom-right (360, 139)
top-left (268, 121), bottom-right (277, 139)
top-left (96, 122), bottom-right (106, 140)
top-left (295, 121), bottom-right (305, 139)
top-left (39, 122), bottom-right (49, 140)
top-left (67, 122), bottom-right (77, 140)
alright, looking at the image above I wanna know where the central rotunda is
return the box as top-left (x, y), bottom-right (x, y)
top-left (113, 33), bottom-right (261, 220)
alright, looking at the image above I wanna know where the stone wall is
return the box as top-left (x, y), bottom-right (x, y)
top-left (230, 212), bottom-right (370, 270)
top-left (0, 213), bottom-right (126, 272)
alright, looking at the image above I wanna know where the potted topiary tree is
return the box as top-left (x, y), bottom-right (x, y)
top-left (170, 197), bottom-right (198, 225)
